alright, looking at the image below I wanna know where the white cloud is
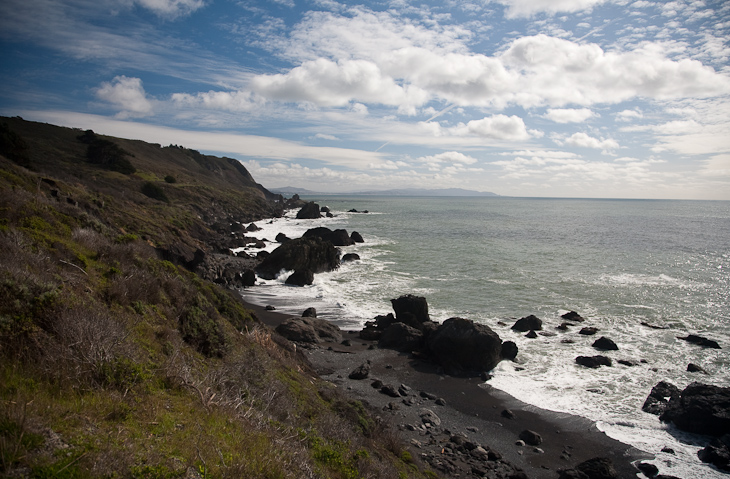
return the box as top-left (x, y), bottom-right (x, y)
top-left (544, 108), bottom-right (597, 123)
top-left (133, 0), bottom-right (206, 18)
top-left (493, 0), bottom-right (611, 18)
top-left (615, 109), bottom-right (643, 121)
top-left (452, 115), bottom-right (532, 140)
top-left (564, 132), bottom-right (619, 150)
top-left (250, 58), bottom-right (429, 111)
top-left (312, 133), bottom-right (339, 140)
top-left (94, 76), bottom-right (153, 118)
top-left (418, 151), bottom-right (479, 169)
top-left (171, 90), bottom-right (263, 112)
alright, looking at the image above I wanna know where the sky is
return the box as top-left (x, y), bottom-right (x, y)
top-left (1, 0), bottom-right (729, 199)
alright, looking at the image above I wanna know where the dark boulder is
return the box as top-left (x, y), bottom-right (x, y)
top-left (525, 330), bottom-right (538, 338)
top-left (302, 307), bottom-right (317, 318)
top-left (574, 457), bottom-right (618, 479)
top-left (237, 269), bottom-right (256, 287)
top-left (678, 334), bottom-right (721, 349)
top-left (501, 340), bottom-right (518, 360)
top-left (426, 317), bottom-right (504, 374)
top-left (579, 327), bottom-right (599, 335)
top-left (255, 237), bottom-right (340, 280)
top-left (519, 430), bottom-right (542, 446)
top-left (342, 253), bottom-right (360, 262)
top-left (379, 323), bottom-right (424, 352)
top-left (660, 382), bottom-right (730, 436)
top-left (275, 232), bottom-right (290, 243)
top-left (698, 443), bottom-right (730, 472)
top-left (285, 269), bottom-right (314, 286)
top-left (642, 381), bottom-right (681, 415)
top-left (275, 317), bottom-right (342, 344)
top-left (687, 363), bottom-right (708, 374)
top-left (303, 227), bottom-right (354, 246)
top-left (320, 206), bottom-right (330, 213)
top-left (592, 336), bottom-right (619, 351)
top-left (351, 231), bottom-right (364, 243)
top-left (296, 201), bottom-right (322, 219)
top-left (391, 294), bottom-right (430, 325)
top-left (511, 315), bottom-right (542, 332)
top-left (575, 355), bottom-right (612, 368)
top-left (636, 462), bottom-right (659, 477)
top-left (561, 311), bottom-right (585, 322)
top-left (246, 223), bottom-right (261, 231)
top-left (348, 362), bottom-right (371, 380)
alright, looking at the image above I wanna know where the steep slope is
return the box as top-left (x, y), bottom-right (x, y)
top-left (0, 118), bottom-right (434, 479)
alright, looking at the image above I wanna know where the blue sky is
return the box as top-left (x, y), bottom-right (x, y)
top-left (1, 0), bottom-right (729, 199)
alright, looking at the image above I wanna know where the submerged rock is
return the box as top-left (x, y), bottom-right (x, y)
top-left (678, 334), bottom-right (721, 349)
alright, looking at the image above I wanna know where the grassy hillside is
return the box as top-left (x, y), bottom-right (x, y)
top-left (0, 117), bottom-right (435, 479)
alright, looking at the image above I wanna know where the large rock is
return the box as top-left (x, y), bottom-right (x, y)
top-left (255, 237), bottom-right (340, 280)
top-left (296, 202), bottom-right (322, 219)
top-left (391, 294), bottom-right (430, 325)
top-left (303, 227), bottom-right (354, 246)
top-left (575, 355), bottom-right (612, 368)
top-left (285, 269), bottom-right (314, 286)
top-left (660, 382), bottom-right (730, 436)
top-left (574, 457), bottom-right (618, 479)
top-left (678, 334), bottom-right (721, 349)
top-left (275, 317), bottom-right (342, 344)
top-left (561, 311), bottom-right (585, 322)
top-left (378, 323), bottom-right (424, 352)
top-left (592, 336), bottom-right (619, 351)
top-left (642, 381), bottom-right (681, 415)
top-left (698, 443), bottom-right (730, 472)
top-left (511, 315), bottom-right (542, 332)
top-left (350, 231), bottom-right (364, 243)
top-left (426, 317), bottom-right (504, 374)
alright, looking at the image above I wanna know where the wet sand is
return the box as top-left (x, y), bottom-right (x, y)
top-left (244, 299), bottom-right (647, 478)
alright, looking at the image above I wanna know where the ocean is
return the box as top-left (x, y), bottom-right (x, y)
top-left (239, 196), bottom-right (730, 478)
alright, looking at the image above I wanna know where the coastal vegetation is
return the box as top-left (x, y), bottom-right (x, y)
top-left (0, 117), bottom-right (433, 478)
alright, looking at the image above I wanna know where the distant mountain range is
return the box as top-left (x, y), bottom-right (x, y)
top-left (271, 186), bottom-right (499, 197)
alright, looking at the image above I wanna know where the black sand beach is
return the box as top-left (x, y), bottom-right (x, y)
top-left (243, 299), bottom-right (647, 479)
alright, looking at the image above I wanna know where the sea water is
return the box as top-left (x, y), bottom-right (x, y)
top-left (239, 197), bottom-right (730, 478)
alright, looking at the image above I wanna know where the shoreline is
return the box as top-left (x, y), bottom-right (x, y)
top-left (240, 294), bottom-right (648, 479)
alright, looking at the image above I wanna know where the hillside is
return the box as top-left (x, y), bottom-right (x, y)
top-left (0, 117), bottom-right (434, 478)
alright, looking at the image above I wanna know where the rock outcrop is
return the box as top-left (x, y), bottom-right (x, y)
top-left (511, 315), bottom-right (542, 332)
top-left (303, 227), bottom-right (354, 246)
top-left (426, 317), bottom-right (506, 374)
top-left (275, 317), bottom-right (342, 344)
top-left (296, 202), bottom-right (321, 219)
top-left (642, 381), bottom-right (681, 415)
top-left (659, 382), bottom-right (730, 436)
top-left (255, 237), bottom-right (340, 280)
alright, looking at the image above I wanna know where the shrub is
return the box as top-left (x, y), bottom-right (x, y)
top-left (141, 182), bottom-right (169, 203)
top-left (86, 139), bottom-right (136, 174)
top-left (164, 175), bottom-right (176, 184)
top-left (0, 123), bottom-right (30, 168)
top-left (178, 300), bottom-right (228, 358)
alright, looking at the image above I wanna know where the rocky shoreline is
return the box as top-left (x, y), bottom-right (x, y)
top-left (224, 201), bottom-right (728, 478)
